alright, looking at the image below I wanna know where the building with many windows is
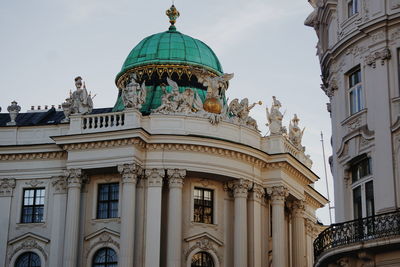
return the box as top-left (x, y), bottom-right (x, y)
top-left (306, 0), bottom-right (400, 266)
top-left (0, 5), bottom-right (327, 267)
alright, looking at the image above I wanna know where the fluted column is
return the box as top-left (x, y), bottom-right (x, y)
top-left (118, 164), bottom-right (141, 267)
top-left (267, 186), bottom-right (288, 267)
top-left (227, 179), bottom-right (252, 267)
top-left (144, 168), bottom-right (164, 267)
top-left (50, 176), bottom-right (67, 267)
top-left (134, 177), bottom-right (146, 267)
top-left (248, 183), bottom-right (265, 267)
top-left (292, 200), bottom-right (306, 267)
top-left (166, 169), bottom-right (186, 267)
top-left (63, 169), bottom-right (85, 267)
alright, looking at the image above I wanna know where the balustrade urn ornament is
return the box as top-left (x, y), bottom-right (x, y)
top-left (7, 101), bottom-right (21, 126)
top-left (166, 168), bottom-right (186, 188)
top-left (118, 163), bottom-right (142, 184)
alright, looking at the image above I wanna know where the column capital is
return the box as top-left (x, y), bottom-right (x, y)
top-left (291, 199), bottom-right (305, 217)
top-left (65, 168), bottom-right (86, 188)
top-left (225, 178), bottom-right (252, 198)
top-left (167, 168), bottom-right (186, 188)
top-left (266, 186), bottom-right (288, 202)
top-left (250, 183), bottom-right (265, 201)
top-left (118, 163), bottom-right (142, 184)
top-left (51, 176), bottom-right (67, 194)
top-left (145, 168), bottom-right (164, 187)
top-left (0, 178), bottom-right (16, 197)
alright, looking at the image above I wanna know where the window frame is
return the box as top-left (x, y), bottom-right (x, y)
top-left (347, 67), bottom-right (364, 115)
top-left (347, 0), bottom-right (359, 18)
top-left (20, 188), bottom-right (46, 224)
top-left (193, 187), bottom-right (214, 224)
top-left (15, 251), bottom-right (42, 267)
top-left (92, 247), bottom-right (118, 267)
top-left (96, 183), bottom-right (119, 220)
top-left (350, 156), bottom-right (374, 219)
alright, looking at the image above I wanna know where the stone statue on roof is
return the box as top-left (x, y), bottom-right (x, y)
top-left (70, 76), bottom-right (93, 114)
top-left (266, 96), bottom-right (286, 135)
top-left (289, 114), bottom-right (305, 150)
top-left (121, 73), bottom-right (147, 110)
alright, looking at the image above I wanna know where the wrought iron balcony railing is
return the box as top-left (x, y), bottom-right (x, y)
top-left (314, 209), bottom-right (400, 260)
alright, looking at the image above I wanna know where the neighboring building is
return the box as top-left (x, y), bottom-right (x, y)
top-left (306, 0), bottom-right (400, 266)
top-left (0, 5), bottom-right (327, 267)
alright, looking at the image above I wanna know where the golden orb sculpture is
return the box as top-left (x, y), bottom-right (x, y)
top-left (203, 97), bottom-right (222, 114)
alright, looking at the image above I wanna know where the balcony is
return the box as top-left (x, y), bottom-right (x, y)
top-left (314, 210), bottom-right (400, 265)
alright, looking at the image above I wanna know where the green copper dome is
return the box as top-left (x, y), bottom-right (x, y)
top-left (116, 27), bottom-right (223, 81)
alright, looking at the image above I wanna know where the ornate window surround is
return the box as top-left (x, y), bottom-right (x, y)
top-left (190, 179), bottom-right (219, 226)
top-left (90, 175), bottom-right (121, 221)
top-left (84, 229), bottom-right (120, 267)
top-left (8, 233), bottom-right (49, 267)
top-left (15, 179), bottom-right (49, 226)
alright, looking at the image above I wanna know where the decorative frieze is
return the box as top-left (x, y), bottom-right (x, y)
top-left (118, 163), bottom-right (142, 184)
top-left (62, 138), bottom-right (145, 150)
top-left (25, 179), bottom-right (44, 188)
top-left (166, 168), bottom-right (186, 188)
top-left (145, 168), bottom-right (164, 187)
top-left (365, 47), bottom-right (391, 68)
top-left (0, 178), bottom-right (16, 197)
top-left (51, 176), bottom-right (67, 194)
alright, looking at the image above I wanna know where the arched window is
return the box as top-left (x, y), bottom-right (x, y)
top-left (191, 251), bottom-right (214, 267)
top-left (92, 247), bottom-right (118, 267)
top-left (15, 252), bottom-right (41, 267)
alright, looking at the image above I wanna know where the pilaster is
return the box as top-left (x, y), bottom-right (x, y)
top-left (0, 178), bottom-right (15, 266)
top-left (291, 200), bottom-right (306, 267)
top-left (166, 168), bottom-right (186, 267)
top-left (266, 186), bottom-right (288, 267)
top-left (248, 183), bottom-right (265, 267)
top-left (144, 168), bottom-right (164, 267)
top-left (118, 163), bottom-right (141, 267)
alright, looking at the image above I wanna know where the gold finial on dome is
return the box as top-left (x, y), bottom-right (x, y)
top-left (166, 4), bottom-right (180, 27)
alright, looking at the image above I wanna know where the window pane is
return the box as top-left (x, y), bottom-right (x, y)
top-left (193, 188), bottom-right (213, 224)
top-left (15, 252), bottom-right (41, 267)
top-left (366, 181), bottom-right (375, 217)
top-left (353, 186), bottom-right (362, 219)
top-left (93, 248), bottom-right (118, 266)
top-left (97, 183), bottom-right (119, 219)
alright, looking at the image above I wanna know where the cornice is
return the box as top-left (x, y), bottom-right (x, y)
top-left (0, 151), bottom-right (66, 161)
top-left (263, 162), bottom-right (314, 186)
top-left (61, 137), bottom-right (146, 150)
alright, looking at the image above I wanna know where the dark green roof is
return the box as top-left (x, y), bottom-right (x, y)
top-left (116, 27), bottom-right (223, 80)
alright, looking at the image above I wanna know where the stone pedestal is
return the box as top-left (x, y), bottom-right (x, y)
top-left (144, 168), bottom-right (164, 267)
top-left (63, 169), bottom-right (84, 267)
top-left (166, 169), bottom-right (186, 267)
top-left (118, 164), bottom-right (141, 267)
top-left (267, 186), bottom-right (288, 267)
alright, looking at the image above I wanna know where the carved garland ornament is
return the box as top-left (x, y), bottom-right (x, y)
top-left (8, 239), bottom-right (47, 261)
top-left (365, 47), bottom-right (391, 68)
top-left (185, 237), bottom-right (222, 263)
top-left (85, 232), bottom-right (120, 258)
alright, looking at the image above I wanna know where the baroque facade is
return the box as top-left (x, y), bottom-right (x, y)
top-left (306, 0), bottom-right (400, 266)
top-left (0, 5), bottom-right (327, 267)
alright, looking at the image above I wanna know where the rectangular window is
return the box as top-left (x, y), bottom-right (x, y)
top-left (365, 181), bottom-right (375, 217)
top-left (351, 157), bottom-right (371, 183)
top-left (97, 183), bottom-right (119, 219)
top-left (348, 0), bottom-right (359, 17)
top-left (348, 68), bottom-right (363, 115)
top-left (353, 186), bottom-right (362, 220)
top-left (193, 187), bottom-right (213, 224)
top-left (21, 188), bottom-right (45, 223)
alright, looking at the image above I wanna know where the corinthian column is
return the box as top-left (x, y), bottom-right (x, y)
top-left (144, 168), bottom-right (164, 267)
top-left (118, 163), bottom-right (141, 267)
top-left (266, 186), bottom-right (288, 267)
top-left (166, 169), bottom-right (186, 267)
top-left (227, 179), bottom-right (252, 267)
top-left (248, 183), bottom-right (265, 267)
top-left (292, 200), bottom-right (306, 267)
top-left (63, 169), bottom-right (85, 267)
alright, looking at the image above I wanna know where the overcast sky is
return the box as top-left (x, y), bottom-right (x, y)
top-left (0, 0), bottom-right (335, 224)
